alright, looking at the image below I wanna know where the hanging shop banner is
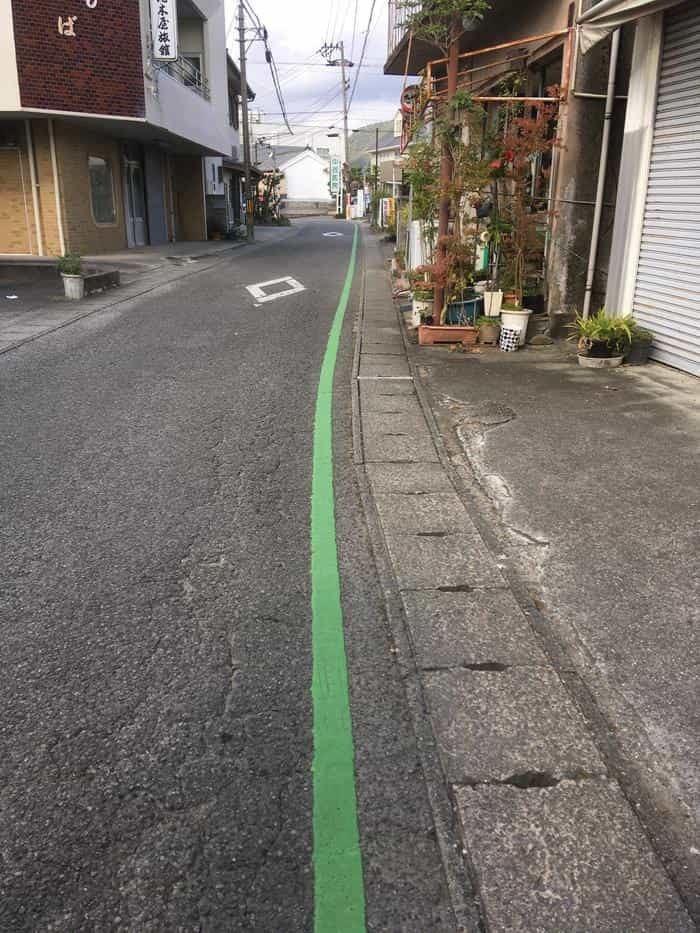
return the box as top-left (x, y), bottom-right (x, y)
top-left (330, 157), bottom-right (341, 196)
top-left (151, 0), bottom-right (178, 61)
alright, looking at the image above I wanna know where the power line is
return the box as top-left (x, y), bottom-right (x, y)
top-left (348, 0), bottom-right (378, 110)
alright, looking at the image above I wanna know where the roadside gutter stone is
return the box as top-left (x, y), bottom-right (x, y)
top-left (400, 589), bottom-right (548, 668)
top-left (423, 667), bottom-right (604, 783)
top-left (454, 778), bottom-right (695, 933)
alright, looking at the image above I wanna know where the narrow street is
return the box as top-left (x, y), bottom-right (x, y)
top-left (0, 220), bottom-right (453, 930)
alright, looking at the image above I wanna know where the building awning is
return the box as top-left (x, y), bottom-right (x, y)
top-left (578, 0), bottom-right (684, 51)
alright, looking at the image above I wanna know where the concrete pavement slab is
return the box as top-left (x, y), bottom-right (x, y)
top-left (362, 429), bottom-right (439, 464)
top-left (383, 533), bottom-right (499, 590)
top-left (359, 354), bottom-right (411, 378)
top-left (361, 395), bottom-right (424, 417)
top-left (455, 779), bottom-right (695, 932)
top-left (373, 492), bottom-right (479, 537)
top-left (362, 411), bottom-right (433, 437)
top-left (400, 589), bottom-right (548, 668)
top-left (423, 667), bottom-right (604, 783)
top-left (365, 462), bottom-right (454, 494)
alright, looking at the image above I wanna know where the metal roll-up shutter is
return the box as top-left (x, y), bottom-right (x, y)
top-left (633, 0), bottom-right (700, 375)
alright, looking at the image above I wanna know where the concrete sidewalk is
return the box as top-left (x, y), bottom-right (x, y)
top-left (0, 228), bottom-right (294, 356)
top-left (354, 229), bottom-right (697, 931)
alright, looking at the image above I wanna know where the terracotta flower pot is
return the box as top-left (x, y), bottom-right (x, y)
top-left (478, 322), bottom-right (501, 346)
top-left (418, 325), bottom-right (478, 347)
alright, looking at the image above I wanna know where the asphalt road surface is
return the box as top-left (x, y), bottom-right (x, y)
top-left (0, 220), bottom-right (454, 931)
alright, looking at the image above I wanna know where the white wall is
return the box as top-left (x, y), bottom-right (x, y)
top-left (0, 0), bottom-right (21, 111)
top-left (282, 152), bottom-right (332, 202)
top-left (141, 0), bottom-right (232, 155)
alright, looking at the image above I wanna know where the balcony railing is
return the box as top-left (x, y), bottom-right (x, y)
top-left (157, 55), bottom-right (210, 101)
top-left (388, 0), bottom-right (420, 56)
top-left (399, 28), bottom-right (573, 152)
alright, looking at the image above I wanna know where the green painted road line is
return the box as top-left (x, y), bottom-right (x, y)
top-left (311, 224), bottom-right (365, 933)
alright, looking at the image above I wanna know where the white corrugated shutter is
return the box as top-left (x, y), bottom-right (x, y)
top-left (633, 0), bottom-right (700, 375)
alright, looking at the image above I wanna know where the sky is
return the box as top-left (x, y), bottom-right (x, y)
top-left (224, 0), bottom-right (405, 149)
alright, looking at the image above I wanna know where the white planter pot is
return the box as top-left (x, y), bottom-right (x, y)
top-left (482, 290), bottom-right (503, 316)
top-left (61, 273), bottom-right (85, 300)
top-left (500, 307), bottom-right (531, 346)
top-left (412, 297), bottom-right (431, 328)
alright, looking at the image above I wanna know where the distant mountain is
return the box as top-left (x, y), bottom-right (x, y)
top-left (348, 120), bottom-right (394, 168)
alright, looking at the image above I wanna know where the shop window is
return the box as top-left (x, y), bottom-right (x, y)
top-left (88, 155), bottom-right (116, 225)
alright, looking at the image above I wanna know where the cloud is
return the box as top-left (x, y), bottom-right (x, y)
top-left (224, 0), bottom-right (404, 133)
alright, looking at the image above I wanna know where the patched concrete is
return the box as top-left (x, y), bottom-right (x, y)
top-left (400, 589), bottom-right (548, 668)
top-left (383, 534), bottom-right (499, 590)
top-left (365, 462), bottom-right (454, 495)
top-left (373, 493), bottom-right (478, 537)
top-left (423, 667), bottom-right (604, 783)
top-left (454, 779), bottom-right (695, 932)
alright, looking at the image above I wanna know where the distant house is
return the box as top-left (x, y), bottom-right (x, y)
top-left (256, 146), bottom-right (334, 214)
top-left (359, 112), bottom-right (406, 195)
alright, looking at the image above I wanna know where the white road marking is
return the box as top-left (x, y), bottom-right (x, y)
top-left (322, 232), bottom-right (345, 238)
top-left (245, 276), bottom-right (306, 304)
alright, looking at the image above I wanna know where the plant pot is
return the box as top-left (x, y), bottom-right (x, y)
top-left (578, 353), bottom-right (624, 368)
top-left (411, 297), bottom-right (431, 329)
top-left (624, 337), bottom-right (652, 365)
top-left (482, 290), bottom-right (503, 316)
top-left (61, 273), bottom-right (85, 300)
top-left (526, 311), bottom-right (549, 342)
top-left (478, 322), bottom-right (500, 346)
top-left (500, 307), bottom-right (531, 346)
top-left (445, 297), bottom-right (482, 326)
top-left (418, 325), bottom-right (478, 347)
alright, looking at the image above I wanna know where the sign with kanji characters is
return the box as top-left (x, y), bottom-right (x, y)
top-left (330, 157), bottom-right (341, 196)
top-left (150, 0), bottom-right (178, 62)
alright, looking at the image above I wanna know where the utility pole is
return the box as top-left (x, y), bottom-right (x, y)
top-left (339, 40), bottom-right (350, 217)
top-left (238, 1), bottom-right (254, 241)
top-left (375, 126), bottom-right (379, 225)
top-left (434, 14), bottom-right (461, 318)
top-left (319, 41), bottom-right (354, 218)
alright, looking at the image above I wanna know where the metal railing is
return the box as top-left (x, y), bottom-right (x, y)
top-left (388, 0), bottom-right (420, 56)
top-left (158, 55), bottom-right (210, 101)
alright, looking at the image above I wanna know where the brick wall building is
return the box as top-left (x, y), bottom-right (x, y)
top-left (0, 0), bottom-right (242, 256)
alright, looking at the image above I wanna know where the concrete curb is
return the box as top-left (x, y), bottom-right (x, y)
top-left (350, 234), bottom-right (483, 933)
top-left (351, 229), bottom-right (696, 932)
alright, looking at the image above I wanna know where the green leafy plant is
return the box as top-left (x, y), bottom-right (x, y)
top-left (397, 0), bottom-right (491, 54)
top-left (56, 253), bottom-right (83, 276)
top-left (568, 308), bottom-right (635, 356)
top-left (631, 325), bottom-right (653, 341)
top-left (476, 315), bottom-right (500, 326)
top-left (413, 286), bottom-right (435, 301)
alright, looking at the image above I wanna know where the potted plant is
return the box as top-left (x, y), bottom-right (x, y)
top-left (477, 315), bottom-right (500, 345)
top-left (491, 101), bottom-right (558, 338)
top-left (500, 302), bottom-right (531, 346)
top-left (57, 253), bottom-right (85, 300)
top-left (568, 308), bottom-right (634, 368)
top-left (625, 326), bottom-right (653, 365)
top-left (412, 285), bottom-right (435, 328)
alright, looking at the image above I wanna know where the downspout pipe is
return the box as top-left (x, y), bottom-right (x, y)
top-left (24, 120), bottom-right (44, 257)
top-left (582, 28), bottom-right (620, 318)
top-left (48, 119), bottom-right (66, 256)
